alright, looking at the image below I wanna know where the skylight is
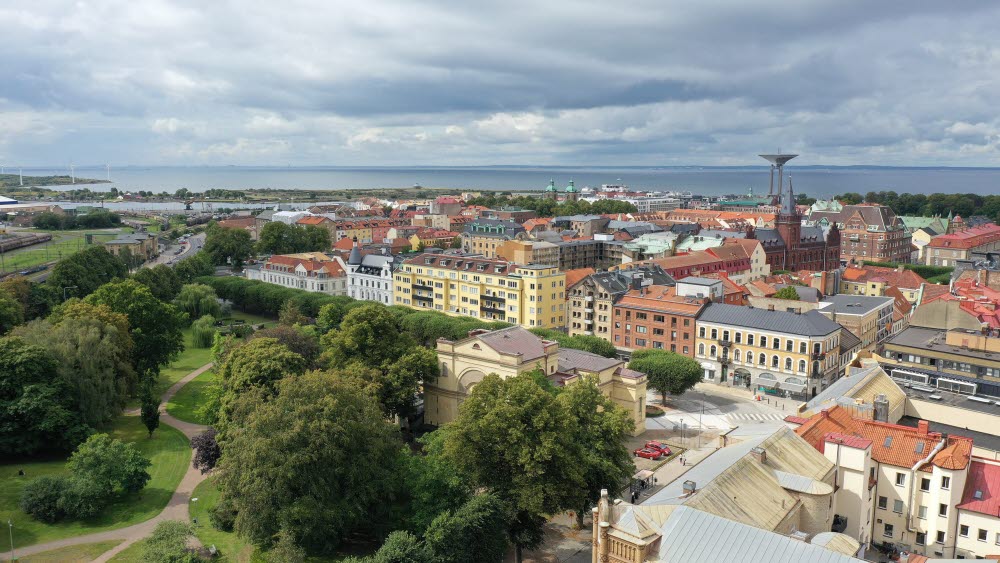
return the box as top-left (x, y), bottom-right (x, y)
top-left (915, 442), bottom-right (925, 454)
top-left (883, 436), bottom-right (893, 448)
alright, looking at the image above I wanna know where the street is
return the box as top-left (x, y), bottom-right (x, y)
top-left (646, 381), bottom-right (800, 434)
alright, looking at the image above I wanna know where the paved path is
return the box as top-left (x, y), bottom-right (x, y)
top-left (13, 363), bottom-right (214, 562)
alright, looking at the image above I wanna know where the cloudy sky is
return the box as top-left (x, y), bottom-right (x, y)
top-left (3, 0), bottom-right (1000, 167)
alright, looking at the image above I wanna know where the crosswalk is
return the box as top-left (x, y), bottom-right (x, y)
top-left (726, 412), bottom-right (787, 424)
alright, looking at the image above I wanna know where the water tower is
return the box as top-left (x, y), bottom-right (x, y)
top-left (759, 154), bottom-right (797, 198)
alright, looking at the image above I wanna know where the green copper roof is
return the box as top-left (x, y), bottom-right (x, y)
top-left (545, 180), bottom-right (556, 192)
top-left (565, 180), bottom-right (577, 193)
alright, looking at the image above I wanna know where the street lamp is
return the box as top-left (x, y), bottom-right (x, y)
top-left (8, 518), bottom-right (14, 562)
top-left (62, 285), bottom-right (78, 301)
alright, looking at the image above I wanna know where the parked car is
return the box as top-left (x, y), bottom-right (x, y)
top-left (633, 448), bottom-right (662, 460)
top-left (645, 441), bottom-right (672, 456)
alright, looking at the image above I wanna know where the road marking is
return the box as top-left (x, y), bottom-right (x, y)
top-left (726, 412), bottom-right (786, 424)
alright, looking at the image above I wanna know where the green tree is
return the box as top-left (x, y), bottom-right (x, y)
top-left (1, 276), bottom-right (55, 320)
top-left (174, 283), bottom-right (222, 321)
top-left (278, 299), bottom-right (308, 326)
top-left (371, 531), bottom-right (431, 563)
top-left (218, 337), bottom-right (307, 396)
top-left (557, 377), bottom-right (634, 528)
top-left (173, 251), bottom-right (215, 283)
top-left (13, 315), bottom-right (135, 426)
top-left (0, 288), bottom-right (24, 334)
top-left (143, 520), bottom-right (199, 563)
top-left (256, 222), bottom-right (331, 255)
top-left (0, 336), bottom-right (90, 455)
top-left (67, 433), bottom-right (152, 495)
top-left (442, 373), bottom-right (584, 562)
top-left (191, 314), bottom-right (218, 348)
top-left (85, 279), bottom-right (186, 379)
top-left (266, 528), bottom-right (306, 563)
top-left (629, 349), bottom-right (703, 405)
top-left (401, 429), bottom-right (472, 534)
top-left (773, 286), bottom-right (800, 300)
top-left (529, 328), bottom-right (618, 358)
top-left (47, 246), bottom-right (128, 299)
top-left (423, 493), bottom-right (510, 563)
top-left (250, 325), bottom-right (320, 365)
top-left (131, 264), bottom-right (183, 302)
top-left (216, 372), bottom-right (403, 553)
top-left (141, 393), bottom-right (160, 437)
top-left (315, 297), bottom-right (365, 333)
top-left (205, 225), bottom-right (253, 269)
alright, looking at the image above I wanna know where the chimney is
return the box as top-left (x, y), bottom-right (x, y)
top-left (874, 394), bottom-right (889, 422)
top-left (768, 304), bottom-right (775, 311)
top-left (918, 420), bottom-right (930, 435)
top-left (751, 446), bottom-right (767, 464)
top-left (682, 480), bottom-right (697, 496)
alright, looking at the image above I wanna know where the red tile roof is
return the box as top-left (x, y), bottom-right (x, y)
top-left (265, 255), bottom-right (345, 277)
top-left (297, 216), bottom-right (333, 225)
top-left (564, 268), bottom-right (597, 289)
top-left (842, 265), bottom-right (927, 289)
top-left (615, 285), bottom-right (707, 316)
top-left (217, 217), bottom-right (256, 229)
top-left (795, 406), bottom-right (973, 470)
top-left (960, 460), bottom-right (1000, 518)
top-left (823, 432), bottom-right (873, 450)
top-left (928, 223), bottom-right (1000, 249)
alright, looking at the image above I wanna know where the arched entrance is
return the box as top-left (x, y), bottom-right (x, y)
top-left (733, 368), bottom-right (752, 389)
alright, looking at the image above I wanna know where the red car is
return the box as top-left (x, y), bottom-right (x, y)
top-left (645, 441), bottom-right (672, 456)
top-left (634, 448), bottom-right (662, 460)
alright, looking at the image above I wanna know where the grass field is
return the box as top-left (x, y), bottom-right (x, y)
top-left (0, 230), bottom-right (118, 275)
top-left (2, 540), bottom-right (122, 562)
top-left (155, 327), bottom-right (215, 399)
top-left (165, 369), bottom-right (217, 425)
top-left (189, 477), bottom-right (259, 562)
top-left (0, 416), bottom-right (191, 549)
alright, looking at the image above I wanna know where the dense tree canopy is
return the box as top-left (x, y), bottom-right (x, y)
top-left (131, 264), bottom-right (183, 302)
top-left (217, 372), bottom-right (403, 554)
top-left (173, 283), bottom-right (222, 321)
top-left (204, 224), bottom-right (254, 269)
top-left (32, 210), bottom-right (122, 229)
top-left (773, 286), bottom-right (800, 300)
top-left (256, 221), bottom-right (331, 255)
top-left (250, 325), bottom-right (321, 366)
top-left (0, 336), bottom-right (90, 455)
top-left (629, 349), bottom-right (703, 404)
top-left (85, 279), bottom-right (186, 378)
top-left (173, 251), bottom-right (215, 283)
top-left (47, 246), bottom-right (128, 299)
top-left (218, 337), bottom-right (307, 396)
top-left (0, 288), bottom-right (23, 334)
top-left (422, 493), bottom-right (510, 563)
top-left (464, 194), bottom-right (637, 218)
top-left (442, 373), bottom-right (584, 560)
top-left (0, 276), bottom-right (55, 321)
top-left (529, 328), bottom-right (618, 358)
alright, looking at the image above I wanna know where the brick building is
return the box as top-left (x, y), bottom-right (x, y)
top-left (810, 204), bottom-right (911, 264)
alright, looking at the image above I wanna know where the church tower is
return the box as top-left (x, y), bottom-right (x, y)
top-left (565, 180), bottom-right (578, 203)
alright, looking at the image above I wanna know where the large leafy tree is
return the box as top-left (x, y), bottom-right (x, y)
top-left (173, 250), bottom-right (215, 283)
top-left (218, 337), bottom-right (307, 396)
top-left (0, 288), bottom-right (23, 334)
top-left (250, 325), bottom-right (321, 366)
top-left (0, 276), bottom-right (55, 320)
top-left (13, 315), bottom-right (135, 426)
top-left (85, 279), bottom-right (186, 379)
top-left (131, 264), bottom-right (183, 302)
top-left (442, 373), bottom-right (584, 562)
top-left (173, 283), bottom-right (222, 321)
top-left (773, 286), bottom-right (800, 300)
top-left (216, 372), bottom-right (403, 554)
top-left (557, 377), bottom-right (634, 528)
top-left (256, 222), bottom-right (331, 255)
top-left (629, 349), bottom-right (703, 404)
top-left (0, 336), bottom-right (90, 455)
top-left (47, 246), bottom-right (128, 299)
top-left (204, 225), bottom-right (253, 269)
top-left (400, 429), bottom-right (472, 534)
top-left (66, 433), bottom-right (152, 495)
top-left (423, 493), bottom-right (510, 563)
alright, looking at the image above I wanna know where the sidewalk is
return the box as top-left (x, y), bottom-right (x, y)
top-left (634, 438), bottom-right (719, 505)
top-left (693, 381), bottom-right (805, 417)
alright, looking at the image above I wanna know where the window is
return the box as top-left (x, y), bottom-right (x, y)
top-left (771, 355), bottom-right (779, 368)
top-left (784, 357), bottom-right (792, 371)
top-left (921, 477), bottom-right (931, 492)
top-left (710, 345), bottom-right (717, 358)
top-left (936, 531), bottom-right (945, 545)
top-left (979, 529), bottom-right (988, 542)
top-left (698, 343), bottom-right (706, 356)
top-left (916, 532), bottom-right (926, 546)
top-left (942, 476), bottom-right (951, 490)
top-left (896, 473), bottom-right (906, 486)
top-left (878, 496), bottom-right (888, 510)
top-left (799, 342), bottom-right (807, 354)
top-left (699, 327), bottom-right (706, 338)
top-left (960, 525), bottom-right (969, 537)
top-left (939, 503), bottom-right (947, 517)
top-left (918, 505), bottom-right (927, 519)
top-left (785, 340), bottom-right (793, 352)
top-left (883, 523), bottom-right (894, 538)
top-left (747, 334), bottom-right (754, 346)
top-left (893, 499), bottom-right (904, 513)
top-left (760, 336), bottom-right (767, 348)
top-left (798, 359), bottom-right (806, 373)
top-left (710, 328), bottom-right (718, 339)
top-left (995, 532), bottom-right (1000, 546)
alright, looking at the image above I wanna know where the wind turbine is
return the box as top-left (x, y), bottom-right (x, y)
top-left (19, 168), bottom-right (23, 186)
top-left (70, 163), bottom-right (75, 184)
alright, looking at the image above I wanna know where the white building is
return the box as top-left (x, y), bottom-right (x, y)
top-left (245, 252), bottom-right (347, 295)
top-left (346, 243), bottom-right (398, 305)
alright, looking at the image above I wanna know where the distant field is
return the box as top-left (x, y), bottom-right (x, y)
top-left (0, 230), bottom-right (117, 275)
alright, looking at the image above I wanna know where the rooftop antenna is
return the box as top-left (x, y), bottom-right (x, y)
top-left (759, 153), bottom-right (797, 199)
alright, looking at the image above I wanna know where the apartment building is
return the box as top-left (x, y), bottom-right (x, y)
top-left (810, 204), bottom-right (912, 264)
top-left (706, 238), bottom-right (770, 284)
top-left (460, 218), bottom-right (526, 258)
top-left (609, 278), bottom-right (712, 356)
top-left (925, 223), bottom-right (1000, 267)
top-left (430, 327), bottom-right (646, 433)
top-left (495, 239), bottom-right (559, 266)
top-left (245, 252), bottom-right (347, 295)
top-left (393, 253), bottom-right (565, 328)
top-left (345, 243), bottom-right (398, 305)
top-left (794, 406), bottom-right (974, 558)
top-left (695, 303), bottom-right (844, 397)
top-left (840, 265), bottom-right (927, 304)
top-left (817, 295), bottom-right (896, 353)
top-left (884, 327), bottom-right (1000, 391)
top-left (565, 265), bottom-right (674, 338)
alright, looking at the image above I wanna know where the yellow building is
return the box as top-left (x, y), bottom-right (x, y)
top-left (104, 232), bottom-right (158, 261)
top-left (336, 221), bottom-right (373, 244)
top-left (430, 326), bottom-right (647, 433)
top-left (495, 239), bottom-right (559, 266)
top-left (394, 253), bottom-right (566, 328)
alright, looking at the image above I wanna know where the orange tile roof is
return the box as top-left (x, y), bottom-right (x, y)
top-left (564, 268), bottom-right (596, 289)
top-left (795, 406), bottom-right (973, 470)
top-left (333, 237), bottom-right (356, 250)
top-left (614, 285), bottom-right (707, 316)
top-left (297, 216), bottom-right (333, 225)
top-left (842, 265), bottom-right (927, 288)
top-left (217, 217), bottom-right (256, 229)
top-left (920, 283), bottom-right (951, 303)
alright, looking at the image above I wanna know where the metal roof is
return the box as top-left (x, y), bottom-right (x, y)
top-left (819, 294), bottom-right (894, 315)
top-left (698, 303), bottom-right (842, 336)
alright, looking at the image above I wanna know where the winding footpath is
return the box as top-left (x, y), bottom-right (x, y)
top-left (13, 363), bottom-right (214, 562)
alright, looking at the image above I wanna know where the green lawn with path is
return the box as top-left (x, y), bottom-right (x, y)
top-left (155, 327), bottom-right (215, 399)
top-left (0, 416), bottom-right (191, 550)
top-left (166, 369), bottom-right (217, 425)
top-left (189, 477), bottom-right (259, 562)
top-left (2, 540), bottom-right (122, 562)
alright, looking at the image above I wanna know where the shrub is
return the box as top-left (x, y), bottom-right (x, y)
top-left (57, 478), bottom-right (105, 519)
top-left (19, 476), bottom-right (69, 523)
top-left (209, 494), bottom-right (237, 532)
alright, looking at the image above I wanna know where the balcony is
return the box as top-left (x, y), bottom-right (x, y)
top-left (482, 294), bottom-right (506, 305)
top-left (584, 307), bottom-right (594, 314)
top-left (718, 339), bottom-right (732, 348)
top-left (584, 318), bottom-right (593, 325)
top-left (583, 330), bottom-right (594, 336)
top-left (811, 352), bottom-right (826, 360)
top-left (414, 294), bottom-right (434, 303)
top-left (480, 304), bottom-right (506, 315)
top-left (584, 295), bottom-right (594, 303)
top-left (413, 282), bottom-right (433, 292)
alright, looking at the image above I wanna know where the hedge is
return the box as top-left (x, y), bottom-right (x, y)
top-left (860, 261), bottom-right (953, 283)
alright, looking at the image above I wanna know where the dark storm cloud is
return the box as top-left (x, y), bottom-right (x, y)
top-left (2, 0), bottom-right (1000, 165)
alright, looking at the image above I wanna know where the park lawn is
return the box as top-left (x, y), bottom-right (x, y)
top-left (155, 327), bottom-right (215, 398)
top-left (225, 310), bottom-right (278, 328)
top-left (0, 416), bottom-right (191, 549)
top-left (2, 540), bottom-right (122, 562)
top-left (105, 540), bottom-right (144, 562)
top-left (0, 231), bottom-right (117, 275)
top-left (166, 369), bottom-right (217, 425)
top-left (189, 477), bottom-right (259, 562)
